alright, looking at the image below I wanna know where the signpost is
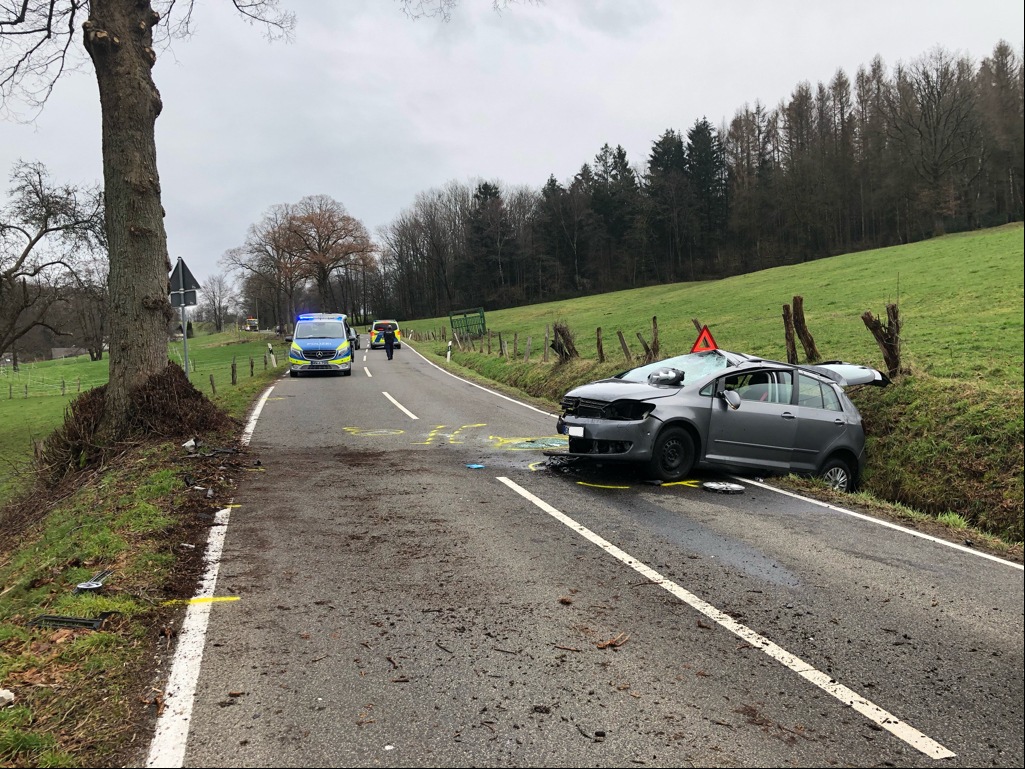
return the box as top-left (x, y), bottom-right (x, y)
top-left (169, 257), bottom-right (201, 379)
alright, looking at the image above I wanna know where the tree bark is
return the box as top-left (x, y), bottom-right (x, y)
top-left (792, 295), bottom-right (820, 362)
top-left (861, 303), bottom-right (902, 379)
top-left (85, 0), bottom-right (174, 440)
top-left (782, 304), bottom-right (798, 364)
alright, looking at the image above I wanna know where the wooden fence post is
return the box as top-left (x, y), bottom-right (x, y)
top-left (250, 356), bottom-right (255, 376)
top-left (61, 378), bottom-right (66, 396)
top-left (691, 318), bottom-right (703, 332)
top-left (635, 332), bottom-right (653, 362)
top-left (487, 330), bottom-right (492, 355)
top-left (651, 316), bottom-right (660, 359)
top-left (616, 330), bottom-right (633, 363)
top-left (209, 374), bottom-right (216, 395)
top-left (596, 327), bottom-right (605, 363)
top-left (231, 355), bottom-right (238, 385)
top-left (524, 336), bottom-right (532, 362)
top-left (782, 304), bottom-right (798, 364)
top-left (513, 332), bottom-right (519, 359)
top-left (861, 303), bottom-right (902, 378)
top-left (792, 295), bottom-right (820, 362)
top-left (543, 326), bottom-right (549, 363)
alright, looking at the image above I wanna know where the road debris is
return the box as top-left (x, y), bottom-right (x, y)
top-left (596, 632), bottom-right (629, 649)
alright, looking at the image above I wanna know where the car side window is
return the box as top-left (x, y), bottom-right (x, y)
top-left (798, 373), bottom-right (843, 412)
top-left (723, 371), bottom-right (792, 403)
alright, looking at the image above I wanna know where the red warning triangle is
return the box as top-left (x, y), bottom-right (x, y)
top-left (691, 325), bottom-right (718, 353)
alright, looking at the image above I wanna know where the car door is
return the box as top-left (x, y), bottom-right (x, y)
top-left (790, 373), bottom-right (856, 472)
top-left (706, 369), bottom-right (797, 470)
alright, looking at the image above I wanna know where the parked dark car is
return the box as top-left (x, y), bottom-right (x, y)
top-left (556, 349), bottom-right (888, 491)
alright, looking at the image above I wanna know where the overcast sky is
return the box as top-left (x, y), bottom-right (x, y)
top-left (2, 0), bottom-right (1021, 286)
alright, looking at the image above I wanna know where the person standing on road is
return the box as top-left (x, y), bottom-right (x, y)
top-left (383, 325), bottom-right (397, 360)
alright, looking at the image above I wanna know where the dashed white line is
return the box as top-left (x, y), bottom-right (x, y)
top-left (497, 475), bottom-right (956, 761)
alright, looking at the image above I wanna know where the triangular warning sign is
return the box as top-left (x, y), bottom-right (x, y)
top-left (169, 258), bottom-right (201, 293)
top-left (691, 325), bottom-right (718, 353)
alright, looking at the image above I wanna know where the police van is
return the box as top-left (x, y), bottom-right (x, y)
top-left (369, 319), bottom-right (401, 350)
top-left (286, 313), bottom-right (354, 377)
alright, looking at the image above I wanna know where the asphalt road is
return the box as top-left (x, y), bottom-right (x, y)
top-left (147, 340), bottom-right (1024, 768)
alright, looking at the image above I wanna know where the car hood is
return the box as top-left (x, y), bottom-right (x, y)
top-left (808, 362), bottom-right (890, 387)
top-left (563, 378), bottom-right (682, 403)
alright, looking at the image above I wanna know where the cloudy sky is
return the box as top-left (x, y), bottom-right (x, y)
top-left (2, 0), bottom-right (1021, 286)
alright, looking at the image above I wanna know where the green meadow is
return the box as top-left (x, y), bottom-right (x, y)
top-left (0, 330), bottom-right (287, 501)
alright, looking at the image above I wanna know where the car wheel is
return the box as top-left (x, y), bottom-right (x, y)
top-left (343, 369), bottom-right (352, 376)
top-left (289, 371), bottom-right (298, 378)
top-left (820, 456), bottom-right (855, 492)
top-left (646, 427), bottom-right (695, 482)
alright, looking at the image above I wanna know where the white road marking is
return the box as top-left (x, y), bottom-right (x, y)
top-left (404, 341), bottom-right (559, 418)
top-left (383, 391), bottom-right (418, 419)
top-left (364, 367), bottom-right (373, 377)
top-left (497, 475), bottom-right (957, 761)
top-left (145, 385), bottom-right (274, 768)
top-left (739, 477), bottom-right (1024, 571)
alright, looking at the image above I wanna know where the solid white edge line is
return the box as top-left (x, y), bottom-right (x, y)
top-left (146, 383), bottom-right (276, 767)
top-left (496, 475), bottom-right (957, 761)
top-left (409, 340), bottom-right (1016, 570)
top-left (404, 340), bottom-right (559, 418)
top-left (383, 391), bottom-right (418, 419)
top-left (736, 476), bottom-right (1024, 571)
top-left (145, 506), bottom-right (231, 768)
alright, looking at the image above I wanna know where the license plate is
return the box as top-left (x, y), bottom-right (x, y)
top-left (311, 361), bottom-right (328, 367)
top-left (567, 425), bottom-right (584, 437)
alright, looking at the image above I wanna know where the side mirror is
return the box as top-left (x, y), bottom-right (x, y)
top-left (647, 367), bottom-right (685, 386)
top-left (720, 390), bottom-right (742, 410)
top-left (284, 335), bottom-right (293, 344)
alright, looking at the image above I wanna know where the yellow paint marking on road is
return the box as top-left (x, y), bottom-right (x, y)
top-left (162, 596), bottom-right (241, 606)
top-left (662, 480), bottom-right (702, 488)
top-left (342, 427), bottom-right (405, 437)
top-left (415, 424), bottom-right (487, 445)
top-left (577, 482), bottom-right (630, 489)
top-left (243, 467), bottom-right (265, 472)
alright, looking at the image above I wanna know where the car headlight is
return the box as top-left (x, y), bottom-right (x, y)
top-left (601, 400), bottom-right (656, 421)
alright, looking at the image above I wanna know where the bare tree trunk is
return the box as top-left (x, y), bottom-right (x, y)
top-left (86, 0), bottom-right (174, 440)
top-left (782, 304), bottom-right (798, 364)
top-left (792, 295), bottom-right (820, 362)
top-left (862, 304), bottom-right (902, 379)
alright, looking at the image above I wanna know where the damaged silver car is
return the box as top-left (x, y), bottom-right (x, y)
top-left (556, 349), bottom-right (888, 491)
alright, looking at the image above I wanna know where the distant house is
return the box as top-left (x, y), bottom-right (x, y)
top-left (51, 347), bottom-right (89, 360)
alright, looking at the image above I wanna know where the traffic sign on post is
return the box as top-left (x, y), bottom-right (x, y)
top-left (168, 258), bottom-right (202, 379)
top-left (169, 258), bottom-right (201, 295)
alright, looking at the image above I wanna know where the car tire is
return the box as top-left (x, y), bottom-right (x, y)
top-left (646, 427), bottom-right (695, 482)
top-left (289, 371), bottom-right (298, 378)
top-left (820, 456), bottom-right (856, 492)
top-left (343, 369), bottom-right (352, 376)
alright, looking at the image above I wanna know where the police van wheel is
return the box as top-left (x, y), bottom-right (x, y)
top-left (289, 371), bottom-right (298, 378)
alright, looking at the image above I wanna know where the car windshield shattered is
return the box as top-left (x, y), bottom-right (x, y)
top-left (616, 350), bottom-right (732, 384)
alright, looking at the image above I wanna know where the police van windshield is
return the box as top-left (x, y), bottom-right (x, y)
top-left (295, 321), bottom-right (346, 340)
